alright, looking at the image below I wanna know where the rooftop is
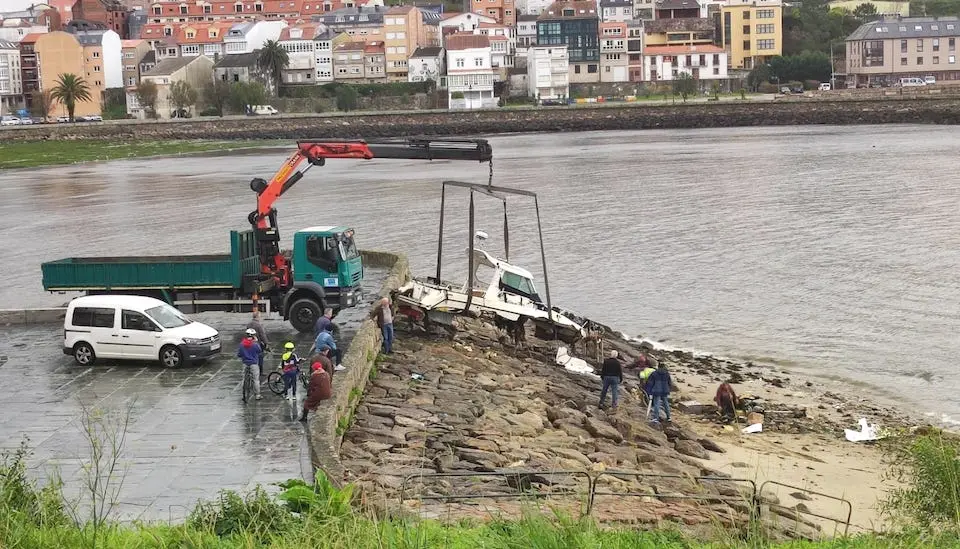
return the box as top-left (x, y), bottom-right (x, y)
top-left (518, 14), bottom-right (540, 21)
top-left (213, 50), bottom-right (260, 67)
top-left (643, 17), bottom-right (714, 32)
top-left (386, 5), bottom-right (415, 14)
top-left (847, 16), bottom-right (960, 40)
top-left (600, 0), bottom-right (632, 6)
top-left (539, 1), bottom-right (599, 20)
top-left (140, 0), bottom-right (305, 19)
top-left (278, 23), bottom-right (320, 40)
top-left (656, 0), bottom-right (701, 10)
top-left (445, 33), bottom-right (490, 49)
top-left (0, 39), bottom-right (17, 50)
top-left (335, 40), bottom-right (368, 50)
top-left (644, 44), bottom-right (724, 54)
top-left (411, 45), bottom-right (443, 57)
top-left (140, 50), bottom-right (156, 64)
top-left (142, 55), bottom-right (197, 76)
top-left (120, 39), bottom-right (145, 47)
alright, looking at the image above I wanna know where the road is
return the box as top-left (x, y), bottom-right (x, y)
top-left (0, 268), bottom-right (384, 522)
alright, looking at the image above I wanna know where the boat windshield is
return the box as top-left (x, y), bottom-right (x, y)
top-left (145, 304), bottom-right (192, 328)
top-left (337, 231), bottom-right (360, 260)
top-left (500, 271), bottom-right (540, 301)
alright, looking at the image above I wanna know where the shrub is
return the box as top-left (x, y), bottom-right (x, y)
top-left (0, 440), bottom-right (69, 529)
top-left (884, 430), bottom-right (960, 530)
top-left (188, 486), bottom-right (296, 541)
top-left (198, 106), bottom-right (220, 117)
top-left (335, 86), bottom-right (359, 112)
top-left (278, 471), bottom-right (354, 518)
top-left (758, 82), bottom-right (779, 94)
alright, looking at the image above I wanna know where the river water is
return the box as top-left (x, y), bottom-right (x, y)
top-left (3, 124), bottom-right (960, 424)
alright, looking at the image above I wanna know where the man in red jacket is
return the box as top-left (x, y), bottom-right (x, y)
top-left (299, 355), bottom-right (333, 422)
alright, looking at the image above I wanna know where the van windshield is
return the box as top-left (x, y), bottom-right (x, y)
top-left (145, 304), bottom-right (191, 328)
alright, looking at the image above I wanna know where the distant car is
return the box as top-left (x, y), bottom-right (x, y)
top-left (924, 75), bottom-right (936, 85)
top-left (247, 105), bottom-right (279, 116)
top-left (19, 117), bottom-right (33, 125)
top-left (84, 115), bottom-right (103, 122)
top-left (57, 116), bottom-right (70, 123)
top-left (171, 108), bottom-right (192, 119)
top-left (895, 77), bottom-right (926, 87)
top-left (780, 86), bottom-right (791, 94)
top-left (0, 116), bottom-right (20, 126)
top-left (818, 83), bottom-right (832, 91)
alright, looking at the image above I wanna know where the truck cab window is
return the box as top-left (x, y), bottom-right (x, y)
top-left (122, 310), bottom-right (158, 331)
top-left (306, 236), bottom-right (337, 271)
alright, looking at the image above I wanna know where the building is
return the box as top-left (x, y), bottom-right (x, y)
top-left (72, 0), bottom-right (129, 37)
top-left (474, 22), bottom-right (515, 72)
top-left (643, 44), bottom-right (727, 80)
top-left (626, 17), bottom-right (642, 81)
top-left (0, 17), bottom-right (49, 43)
top-left (213, 50), bottom-right (260, 82)
top-left (20, 31), bottom-right (100, 116)
top-left (845, 16), bottom-right (960, 86)
top-left (316, 6), bottom-right (386, 41)
top-left (517, 14), bottom-right (537, 47)
top-left (721, 0), bottom-right (782, 70)
top-left (644, 17), bottom-right (715, 47)
top-left (537, 0), bottom-right (599, 83)
top-left (408, 45), bottom-right (444, 82)
top-left (69, 27), bottom-right (123, 94)
top-left (599, 21), bottom-right (627, 81)
top-left (314, 28), bottom-right (348, 83)
top-left (132, 54), bottom-right (214, 118)
top-left (445, 33), bottom-right (495, 108)
top-left (599, 0), bottom-right (632, 22)
top-left (526, 44), bottom-right (567, 101)
top-left (332, 40), bottom-right (366, 81)
top-left (144, 0), bottom-right (307, 24)
top-left (174, 21), bottom-right (235, 58)
top-left (439, 12), bottom-right (496, 34)
top-left (224, 20), bottom-right (286, 55)
top-left (363, 40), bottom-right (386, 81)
top-left (278, 22), bottom-right (320, 85)
top-left (470, 0), bottom-right (516, 26)
top-left (0, 40), bottom-right (22, 114)
top-left (127, 8), bottom-right (146, 41)
top-left (139, 48), bottom-right (156, 72)
top-left (49, 0), bottom-right (78, 27)
top-left (384, 6), bottom-right (427, 82)
top-left (654, 0), bottom-right (700, 20)
top-left (120, 38), bottom-right (150, 86)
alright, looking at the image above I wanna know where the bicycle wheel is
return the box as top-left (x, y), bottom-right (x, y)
top-left (299, 371), bottom-right (309, 389)
top-left (242, 370), bottom-right (252, 403)
top-left (267, 372), bottom-right (285, 395)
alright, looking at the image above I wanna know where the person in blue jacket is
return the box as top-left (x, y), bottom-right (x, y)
top-left (645, 361), bottom-right (672, 423)
top-left (237, 328), bottom-right (263, 401)
top-left (314, 323), bottom-right (344, 371)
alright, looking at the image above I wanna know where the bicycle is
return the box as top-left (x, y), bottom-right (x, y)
top-left (242, 364), bottom-right (256, 403)
top-left (267, 358), bottom-right (309, 396)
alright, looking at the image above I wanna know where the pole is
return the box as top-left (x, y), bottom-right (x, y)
top-left (534, 196), bottom-right (552, 330)
top-left (830, 42), bottom-right (836, 90)
top-left (435, 182), bottom-right (446, 284)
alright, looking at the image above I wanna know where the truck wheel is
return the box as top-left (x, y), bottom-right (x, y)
top-left (160, 345), bottom-right (183, 368)
top-left (73, 342), bottom-right (96, 366)
top-left (289, 298), bottom-right (321, 334)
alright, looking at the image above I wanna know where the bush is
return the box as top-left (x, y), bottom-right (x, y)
top-left (198, 106), bottom-right (220, 117)
top-left (804, 79), bottom-right (821, 90)
top-left (884, 430), bottom-right (960, 530)
top-left (281, 81), bottom-right (432, 99)
top-left (758, 82), bottom-right (780, 94)
top-left (0, 440), bottom-right (69, 529)
top-left (335, 86), bottom-right (359, 112)
top-left (188, 486), bottom-right (296, 542)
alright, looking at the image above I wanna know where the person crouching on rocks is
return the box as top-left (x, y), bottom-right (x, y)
top-left (299, 359), bottom-right (332, 422)
top-left (599, 350), bottom-right (624, 410)
top-left (646, 361), bottom-right (672, 424)
top-left (715, 382), bottom-right (739, 423)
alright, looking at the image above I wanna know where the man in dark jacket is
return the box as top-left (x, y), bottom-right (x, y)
top-left (237, 329), bottom-right (263, 401)
top-left (599, 350), bottom-right (623, 410)
top-left (645, 361), bottom-right (672, 423)
top-left (299, 359), bottom-right (332, 422)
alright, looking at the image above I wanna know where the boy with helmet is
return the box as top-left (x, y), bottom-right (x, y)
top-left (280, 341), bottom-right (301, 401)
top-left (237, 328), bottom-right (263, 401)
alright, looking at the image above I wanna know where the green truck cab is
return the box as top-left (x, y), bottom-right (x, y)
top-left (41, 226), bottom-right (363, 333)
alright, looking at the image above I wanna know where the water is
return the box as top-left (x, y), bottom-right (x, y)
top-left (3, 124), bottom-right (960, 423)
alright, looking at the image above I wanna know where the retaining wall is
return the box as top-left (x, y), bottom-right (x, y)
top-left (305, 250), bottom-right (411, 484)
top-left (0, 308), bottom-right (66, 326)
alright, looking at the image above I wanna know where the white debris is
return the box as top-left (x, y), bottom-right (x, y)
top-left (556, 347), bottom-right (598, 378)
top-left (742, 424), bottom-right (763, 434)
top-left (844, 418), bottom-right (881, 442)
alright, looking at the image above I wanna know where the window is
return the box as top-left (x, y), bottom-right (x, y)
top-left (899, 25), bottom-right (906, 31)
top-left (951, 38), bottom-right (956, 51)
top-left (757, 39), bottom-right (775, 50)
top-left (743, 11), bottom-right (749, 19)
top-left (456, 58), bottom-right (464, 67)
top-left (934, 56), bottom-right (940, 64)
top-left (164, 27), bottom-right (172, 36)
top-left (153, 6), bottom-right (161, 14)
top-left (127, 76), bottom-right (135, 85)
top-left (587, 63), bottom-right (597, 73)
top-left (917, 56), bottom-right (923, 64)
top-left (474, 57), bottom-right (483, 66)
top-left (180, 5), bottom-right (187, 13)
top-left (742, 24), bottom-right (750, 35)
top-left (204, 4), bottom-right (211, 12)
top-left (93, 51), bottom-right (101, 58)
top-left (742, 40), bottom-right (750, 51)
top-left (901, 39), bottom-right (907, 53)
top-left (71, 307), bottom-right (115, 328)
top-left (901, 56), bottom-right (907, 65)
top-left (574, 64), bottom-right (581, 73)
top-left (757, 9), bottom-right (774, 18)
top-left (952, 55), bottom-right (957, 63)
top-left (756, 24), bottom-right (774, 34)
top-left (167, 48), bottom-right (175, 55)
top-left (713, 66), bottom-right (719, 75)
top-left (255, 2), bottom-right (263, 11)
top-left (934, 38), bottom-right (940, 51)
top-left (122, 310), bottom-right (159, 331)
top-left (233, 73), bottom-right (239, 81)
top-left (235, 3), bottom-right (243, 12)
top-left (917, 39), bottom-right (924, 52)
top-left (94, 66), bottom-right (100, 72)
top-left (186, 31), bottom-right (195, 38)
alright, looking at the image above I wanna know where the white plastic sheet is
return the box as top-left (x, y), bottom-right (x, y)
top-left (555, 347), bottom-right (597, 377)
top-left (844, 418), bottom-right (881, 442)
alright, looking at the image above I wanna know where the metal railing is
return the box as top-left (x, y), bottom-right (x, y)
top-left (758, 480), bottom-right (853, 536)
top-left (590, 470), bottom-right (758, 517)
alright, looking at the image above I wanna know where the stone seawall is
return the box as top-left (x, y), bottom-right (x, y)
top-left (305, 249), bottom-right (410, 485)
top-left (7, 99), bottom-right (960, 142)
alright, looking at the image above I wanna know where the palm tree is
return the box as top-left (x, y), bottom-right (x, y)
top-left (50, 73), bottom-right (92, 122)
top-left (257, 40), bottom-right (289, 96)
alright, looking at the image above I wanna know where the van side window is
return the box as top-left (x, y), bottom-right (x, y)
top-left (122, 310), bottom-right (158, 331)
top-left (72, 307), bottom-right (115, 328)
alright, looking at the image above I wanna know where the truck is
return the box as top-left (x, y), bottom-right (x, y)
top-left (40, 138), bottom-right (494, 333)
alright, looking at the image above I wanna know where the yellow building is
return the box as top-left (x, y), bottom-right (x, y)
top-left (721, 0), bottom-right (783, 70)
top-left (20, 31), bottom-right (100, 118)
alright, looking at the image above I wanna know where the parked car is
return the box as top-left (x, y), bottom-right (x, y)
top-left (171, 108), bottom-right (192, 119)
top-left (56, 115), bottom-right (70, 123)
top-left (63, 295), bottom-right (221, 368)
top-left (818, 83), bottom-right (832, 91)
top-left (0, 115), bottom-right (20, 126)
top-left (924, 75), bottom-right (937, 85)
top-left (246, 105), bottom-right (279, 116)
top-left (19, 117), bottom-right (33, 125)
top-left (779, 86), bottom-right (791, 94)
top-left (78, 115), bottom-right (103, 122)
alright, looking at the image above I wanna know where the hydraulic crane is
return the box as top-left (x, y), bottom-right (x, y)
top-left (246, 138), bottom-right (494, 293)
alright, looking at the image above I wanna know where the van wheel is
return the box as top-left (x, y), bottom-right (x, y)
top-left (289, 299), bottom-right (322, 333)
top-left (73, 342), bottom-right (96, 366)
top-left (160, 345), bottom-right (183, 368)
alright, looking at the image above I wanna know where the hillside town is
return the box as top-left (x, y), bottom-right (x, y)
top-left (0, 0), bottom-right (953, 118)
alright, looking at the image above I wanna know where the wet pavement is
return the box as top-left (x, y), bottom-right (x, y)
top-left (0, 269), bottom-right (385, 522)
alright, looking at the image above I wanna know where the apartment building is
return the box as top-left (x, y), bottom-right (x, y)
top-left (627, 17), bottom-right (641, 81)
top-left (537, 0), bottom-right (599, 83)
top-left (515, 0), bottom-right (553, 15)
top-left (20, 31), bottom-right (99, 116)
top-left (517, 14), bottom-right (537, 47)
top-left (73, 0), bottom-right (129, 38)
top-left (599, 0), bottom-right (632, 23)
top-left (846, 16), bottom-right (960, 85)
top-left (0, 40), bottom-right (22, 113)
top-left (135, 54), bottom-right (214, 118)
top-left (598, 21), bottom-right (628, 81)
top-left (446, 33), bottom-right (495, 109)
top-left (363, 41), bottom-right (386, 81)
top-left (314, 28), bottom-right (348, 83)
top-left (439, 12), bottom-right (496, 34)
top-left (279, 22), bottom-right (321, 84)
top-left (144, 0), bottom-right (306, 24)
top-left (408, 45), bottom-right (444, 82)
top-left (655, 0), bottom-right (700, 20)
top-left (316, 6), bottom-right (385, 41)
top-left (120, 38), bottom-right (150, 86)
top-left (643, 44), bottom-right (727, 80)
top-left (526, 44), bottom-right (567, 101)
top-left (0, 18), bottom-right (49, 43)
top-left (721, 0), bottom-right (782, 70)
top-left (70, 27), bottom-right (123, 94)
top-left (470, 0), bottom-right (517, 26)
top-left (385, 6), bottom-right (427, 82)
top-left (644, 17), bottom-right (715, 47)
top-left (333, 40), bottom-right (366, 81)
top-left (224, 20), bottom-right (286, 54)
top-left (475, 22), bottom-right (515, 70)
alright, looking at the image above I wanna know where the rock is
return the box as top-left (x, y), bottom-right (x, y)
top-left (546, 405), bottom-right (585, 423)
top-left (554, 419), bottom-right (593, 441)
top-left (407, 395), bottom-right (435, 406)
top-left (790, 491), bottom-right (813, 501)
top-left (359, 441), bottom-right (395, 454)
top-left (504, 411), bottom-right (545, 435)
top-left (551, 447), bottom-right (592, 467)
top-left (674, 440), bottom-right (710, 460)
top-left (677, 400), bottom-right (717, 414)
top-left (746, 412), bottom-right (764, 425)
top-left (394, 415), bottom-right (426, 429)
top-left (366, 404), bottom-right (400, 418)
top-left (697, 438), bottom-right (726, 453)
top-left (348, 427), bottom-right (407, 447)
top-left (635, 451), bottom-right (658, 464)
top-left (587, 452), bottom-right (618, 466)
top-left (456, 448), bottom-right (506, 469)
top-left (583, 417), bottom-right (623, 443)
top-left (730, 461), bottom-right (751, 468)
top-left (432, 454), bottom-right (456, 473)
top-left (476, 374), bottom-right (498, 387)
top-left (459, 437), bottom-right (500, 453)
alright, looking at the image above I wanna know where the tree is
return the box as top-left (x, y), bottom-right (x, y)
top-left (135, 80), bottom-right (158, 119)
top-left (50, 73), bottom-right (92, 122)
top-left (203, 79), bottom-right (231, 117)
top-left (335, 85), bottom-right (359, 112)
top-left (257, 40), bottom-right (289, 96)
top-left (31, 89), bottom-right (54, 119)
top-left (228, 81), bottom-right (267, 114)
top-left (672, 72), bottom-right (696, 102)
top-left (768, 51), bottom-right (833, 84)
top-left (852, 2), bottom-right (878, 18)
top-left (169, 80), bottom-right (198, 116)
top-left (747, 63), bottom-right (773, 91)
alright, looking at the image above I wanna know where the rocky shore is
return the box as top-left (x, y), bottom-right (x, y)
top-left (337, 316), bottom-right (909, 537)
top-left (7, 98), bottom-right (960, 143)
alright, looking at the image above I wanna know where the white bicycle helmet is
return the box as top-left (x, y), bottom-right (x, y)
top-left (245, 328), bottom-right (257, 337)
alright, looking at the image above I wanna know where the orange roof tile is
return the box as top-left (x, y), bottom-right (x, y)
top-left (445, 33), bottom-right (490, 50)
top-left (278, 23), bottom-right (318, 40)
top-left (335, 40), bottom-right (367, 51)
top-left (120, 39), bottom-right (144, 47)
top-left (363, 41), bottom-right (384, 52)
top-left (643, 44), bottom-right (724, 54)
top-left (20, 33), bottom-right (45, 43)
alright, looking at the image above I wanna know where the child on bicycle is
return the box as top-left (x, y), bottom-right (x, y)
top-left (280, 341), bottom-right (301, 401)
top-left (237, 328), bottom-right (263, 401)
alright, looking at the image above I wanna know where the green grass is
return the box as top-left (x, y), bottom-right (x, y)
top-left (0, 139), bottom-right (283, 170)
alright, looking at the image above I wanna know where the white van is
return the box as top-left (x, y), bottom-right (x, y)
top-left (818, 82), bottom-right (832, 91)
top-left (63, 295), bottom-right (220, 367)
top-left (896, 77), bottom-right (927, 87)
top-left (249, 105), bottom-right (279, 115)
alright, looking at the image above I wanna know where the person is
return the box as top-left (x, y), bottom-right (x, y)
top-left (310, 346), bottom-right (335, 378)
top-left (714, 382), bottom-right (739, 422)
top-left (299, 359), bottom-right (332, 422)
top-left (370, 296), bottom-right (394, 354)
top-left (599, 350), bottom-right (623, 410)
top-left (280, 341), bottom-right (301, 401)
top-left (646, 360), bottom-right (673, 423)
top-left (314, 308), bottom-right (339, 340)
top-left (638, 355), bottom-right (657, 383)
top-left (245, 310), bottom-right (269, 377)
top-left (314, 324), bottom-right (344, 371)
top-left (237, 328), bottom-right (263, 401)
